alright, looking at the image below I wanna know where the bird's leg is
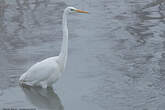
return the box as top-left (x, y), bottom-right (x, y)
top-left (40, 81), bottom-right (48, 88)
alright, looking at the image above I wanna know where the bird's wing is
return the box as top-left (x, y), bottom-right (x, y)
top-left (20, 57), bottom-right (59, 84)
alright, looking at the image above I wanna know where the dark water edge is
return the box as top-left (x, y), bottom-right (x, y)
top-left (0, 0), bottom-right (165, 110)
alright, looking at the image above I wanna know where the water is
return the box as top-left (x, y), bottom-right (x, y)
top-left (0, 0), bottom-right (165, 110)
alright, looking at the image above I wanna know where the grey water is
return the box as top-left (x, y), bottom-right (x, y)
top-left (0, 0), bottom-right (165, 110)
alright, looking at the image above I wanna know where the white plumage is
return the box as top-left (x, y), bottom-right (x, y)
top-left (19, 57), bottom-right (60, 88)
top-left (19, 7), bottom-right (88, 88)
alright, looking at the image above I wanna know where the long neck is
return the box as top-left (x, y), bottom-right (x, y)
top-left (59, 11), bottom-right (68, 67)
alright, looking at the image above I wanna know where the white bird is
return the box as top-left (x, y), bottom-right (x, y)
top-left (19, 7), bottom-right (88, 88)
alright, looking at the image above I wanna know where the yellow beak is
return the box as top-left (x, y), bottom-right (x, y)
top-left (75, 9), bottom-right (88, 14)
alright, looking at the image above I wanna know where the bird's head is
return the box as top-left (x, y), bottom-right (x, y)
top-left (65, 7), bottom-right (88, 14)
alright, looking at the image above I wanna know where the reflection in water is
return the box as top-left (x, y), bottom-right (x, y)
top-left (0, 0), bottom-right (7, 32)
top-left (0, 0), bottom-right (66, 89)
top-left (0, 0), bottom-right (65, 50)
top-left (87, 0), bottom-right (165, 109)
top-left (20, 85), bottom-right (64, 110)
top-left (127, 0), bottom-right (165, 45)
top-left (123, 0), bottom-right (165, 80)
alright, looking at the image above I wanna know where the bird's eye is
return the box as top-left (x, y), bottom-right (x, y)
top-left (70, 9), bottom-right (74, 11)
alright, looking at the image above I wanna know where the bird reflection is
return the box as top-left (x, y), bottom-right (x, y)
top-left (20, 84), bottom-right (64, 110)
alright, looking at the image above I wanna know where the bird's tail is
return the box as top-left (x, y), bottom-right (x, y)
top-left (19, 74), bottom-right (26, 82)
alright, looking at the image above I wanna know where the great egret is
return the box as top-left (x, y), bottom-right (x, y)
top-left (19, 7), bottom-right (88, 88)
